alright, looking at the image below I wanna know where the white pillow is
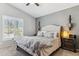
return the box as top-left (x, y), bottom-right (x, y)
top-left (37, 31), bottom-right (46, 37)
top-left (44, 33), bottom-right (54, 38)
top-left (44, 31), bottom-right (57, 38)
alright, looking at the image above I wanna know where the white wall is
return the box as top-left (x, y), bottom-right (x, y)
top-left (0, 3), bottom-right (36, 36)
top-left (37, 5), bottom-right (79, 48)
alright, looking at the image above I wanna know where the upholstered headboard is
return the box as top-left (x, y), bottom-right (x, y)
top-left (41, 25), bottom-right (60, 32)
top-left (41, 25), bottom-right (61, 38)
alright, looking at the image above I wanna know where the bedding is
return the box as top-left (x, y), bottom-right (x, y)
top-left (15, 36), bottom-right (60, 56)
top-left (15, 25), bottom-right (61, 56)
top-left (15, 36), bottom-right (61, 56)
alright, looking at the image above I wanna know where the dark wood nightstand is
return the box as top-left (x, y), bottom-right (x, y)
top-left (61, 35), bottom-right (77, 52)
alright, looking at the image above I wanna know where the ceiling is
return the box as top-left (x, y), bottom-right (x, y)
top-left (10, 3), bottom-right (79, 18)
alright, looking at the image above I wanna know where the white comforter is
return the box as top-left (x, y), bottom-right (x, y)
top-left (15, 36), bottom-right (55, 56)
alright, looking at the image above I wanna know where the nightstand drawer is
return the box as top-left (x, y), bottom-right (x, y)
top-left (63, 39), bottom-right (73, 43)
top-left (63, 42), bottom-right (73, 48)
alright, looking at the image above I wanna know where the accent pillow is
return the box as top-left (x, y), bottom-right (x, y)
top-left (44, 32), bottom-right (54, 38)
top-left (37, 31), bottom-right (46, 37)
top-left (43, 31), bottom-right (57, 38)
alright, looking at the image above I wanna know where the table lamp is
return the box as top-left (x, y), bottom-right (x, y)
top-left (62, 30), bottom-right (70, 39)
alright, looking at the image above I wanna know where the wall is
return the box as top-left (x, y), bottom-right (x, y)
top-left (0, 3), bottom-right (36, 36)
top-left (37, 5), bottom-right (79, 48)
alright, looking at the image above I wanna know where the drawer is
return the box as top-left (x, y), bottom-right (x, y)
top-left (63, 43), bottom-right (73, 49)
top-left (63, 39), bottom-right (73, 43)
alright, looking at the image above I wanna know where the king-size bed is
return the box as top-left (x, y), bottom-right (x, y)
top-left (14, 25), bottom-right (61, 56)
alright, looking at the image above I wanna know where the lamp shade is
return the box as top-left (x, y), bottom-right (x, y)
top-left (62, 31), bottom-right (69, 38)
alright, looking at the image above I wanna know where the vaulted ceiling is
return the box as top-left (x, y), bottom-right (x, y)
top-left (10, 3), bottom-right (79, 18)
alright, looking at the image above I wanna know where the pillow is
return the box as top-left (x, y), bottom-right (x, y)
top-left (37, 31), bottom-right (46, 37)
top-left (37, 31), bottom-right (59, 38)
top-left (53, 32), bottom-right (58, 38)
top-left (44, 32), bottom-right (54, 38)
top-left (43, 31), bottom-right (57, 38)
top-left (37, 31), bottom-right (42, 37)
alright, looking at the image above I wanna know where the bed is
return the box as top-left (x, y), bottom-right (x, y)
top-left (14, 25), bottom-right (61, 56)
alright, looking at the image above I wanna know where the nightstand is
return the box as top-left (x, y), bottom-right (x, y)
top-left (61, 35), bottom-right (77, 52)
